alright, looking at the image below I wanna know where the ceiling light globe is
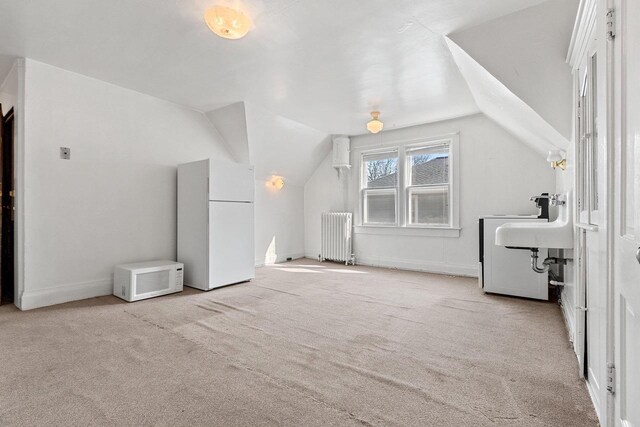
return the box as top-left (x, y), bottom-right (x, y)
top-left (204, 6), bottom-right (252, 40)
top-left (366, 112), bottom-right (384, 134)
top-left (546, 150), bottom-right (563, 163)
top-left (367, 120), bottom-right (383, 134)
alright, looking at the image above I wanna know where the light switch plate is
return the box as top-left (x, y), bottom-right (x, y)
top-left (60, 147), bottom-right (71, 160)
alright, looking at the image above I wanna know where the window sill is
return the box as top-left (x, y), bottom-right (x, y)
top-left (354, 225), bottom-right (461, 238)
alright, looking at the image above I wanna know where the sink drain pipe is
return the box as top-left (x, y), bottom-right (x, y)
top-left (530, 249), bottom-right (569, 274)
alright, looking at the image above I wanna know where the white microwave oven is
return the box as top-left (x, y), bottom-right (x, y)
top-left (114, 260), bottom-right (184, 302)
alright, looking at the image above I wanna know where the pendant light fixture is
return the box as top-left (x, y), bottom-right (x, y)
top-left (204, 6), bottom-right (252, 40)
top-left (366, 111), bottom-right (384, 134)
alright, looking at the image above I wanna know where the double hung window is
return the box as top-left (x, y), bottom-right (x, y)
top-left (359, 136), bottom-right (457, 230)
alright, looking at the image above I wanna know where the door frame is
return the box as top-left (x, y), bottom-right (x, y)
top-left (1, 106), bottom-right (15, 304)
top-left (573, 7), bottom-right (606, 419)
top-left (608, 0), bottom-right (640, 425)
top-left (568, 1), bottom-right (615, 424)
top-left (578, 0), bottom-right (622, 425)
top-left (604, 0), bottom-right (617, 426)
top-left (570, 4), bottom-right (597, 383)
top-left (0, 58), bottom-right (26, 309)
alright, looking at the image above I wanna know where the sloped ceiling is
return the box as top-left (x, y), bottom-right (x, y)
top-left (243, 103), bottom-right (330, 186)
top-left (0, 54), bottom-right (16, 86)
top-left (449, 0), bottom-right (579, 140)
top-left (0, 0), bottom-right (579, 170)
top-left (0, 0), bottom-right (549, 135)
top-left (206, 102), bottom-right (250, 164)
top-left (445, 37), bottom-right (568, 155)
top-left (206, 101), bottom-right (330, 186)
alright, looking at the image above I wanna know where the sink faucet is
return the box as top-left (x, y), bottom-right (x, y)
top-left (530, 195), bottom-right (549, 201)
top-left (530, 194), bottom-right (565, 207)
top-left (549, 194), bottom-right (566, 207)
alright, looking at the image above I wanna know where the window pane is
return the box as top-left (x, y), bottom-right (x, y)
top-left (408, 146), bottom-right (449, 186)
top-left (579, 94), bottom-right (589, 215)
top-left (409, 187), bottom-right (449, 225)
top-left (364, 154), bottom-right (398, 188)
top-left (365, 190), bottom-right (396, 224)
top-left (590, 53), bottom-right (599, 212)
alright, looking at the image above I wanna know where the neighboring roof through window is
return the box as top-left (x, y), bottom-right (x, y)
top-left (368, 156), bottom-right (449, 188)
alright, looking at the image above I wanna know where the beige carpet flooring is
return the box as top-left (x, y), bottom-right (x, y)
top-left (0, 259), bottom-right (598, 426)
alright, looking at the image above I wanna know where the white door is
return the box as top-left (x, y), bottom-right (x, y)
top-left (614, 0), bottom-right (640, 425)
top-left (576, 38), bottom-right (607, 413)
top-left (209, 201), bottom-right (255, 289)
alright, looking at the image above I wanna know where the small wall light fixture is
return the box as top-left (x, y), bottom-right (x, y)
top-left (269, 176), bottom-right (285, 190)
top-left (204, 6), bottom-right (252, 40)
top-left (547, 150), bottom-right (566, 170)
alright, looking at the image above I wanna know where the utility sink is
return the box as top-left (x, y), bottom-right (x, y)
top-left (496, 192), bottom-right (574, 249)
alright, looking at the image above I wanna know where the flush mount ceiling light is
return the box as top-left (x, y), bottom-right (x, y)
top-left (204, 6), bottom-right (252, 40)
top-left (366, 111), bottom-right (384, 134)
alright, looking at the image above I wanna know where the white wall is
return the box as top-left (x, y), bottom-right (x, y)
top-left (244, 102), bottom-right (331, 186)
top-left (243, 102), bottom-right (330, 267)
top-left (19, 59), bottom-right (233, 309)
top-left (305, 113), bottom-right (556, 276)
top-left (255, 182), bottom-right (305, 266)
top-left (206, 101), bottom-right (328, 267)
top-left (304, 153), bottom-right (348, 260)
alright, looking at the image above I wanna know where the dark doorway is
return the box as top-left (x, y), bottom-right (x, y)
top-left (0, 105), bottom-right (15, 304)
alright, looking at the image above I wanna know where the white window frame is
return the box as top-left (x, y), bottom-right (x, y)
top-left (360, 149), bottom-right (399, 226)
top-left (355, 133), bottom-right (460, 238)
top-left (577, 47), bottom-right (600, 228)
top-left (405, 141), bottom-right (452, 227)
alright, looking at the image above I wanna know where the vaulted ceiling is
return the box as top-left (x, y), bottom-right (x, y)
top-left (0, 0), bottom-right (581, 187)
top-left (206, 101), bottom-right (331, 185)
top-left (0, 0), bottom-right (551, 135)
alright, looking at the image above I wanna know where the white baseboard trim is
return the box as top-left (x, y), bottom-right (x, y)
top-left (354, 256), bottom-right (478, 277)
top-left (585, 374), bottom-right (603, 425)
top-left (20, 278), bottom-right (113, 310)
top-left (255, 253), bottom-right (305, 268)
top-left (560, 289), bottom-right (576, 345)
top-left (304, 252), bottom-right (321, 261)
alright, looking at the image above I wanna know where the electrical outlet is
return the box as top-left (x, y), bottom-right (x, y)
top-left (60, 147), bottom-right (71, 160)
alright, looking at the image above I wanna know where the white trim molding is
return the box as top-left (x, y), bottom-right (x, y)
top-left (255, 252), bottom-right (305, 267)
top-left (355, 256), bottom-right (477, 278)
top-left (566, 0), bottom-right (597, 69)
top-left (12, 58), bottom-right (26, 310)
top-left (561, 287), bottom-right (577, 345)
top-left (354, 132), bottom-right (461, 233)
top-left (354, 225), bottom-right (460, 238)
top-left (20, 278), bottom-right (113, 310)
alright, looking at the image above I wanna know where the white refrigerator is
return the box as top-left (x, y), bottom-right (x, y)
top-left (178, 158), bottom-right (255, 290)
